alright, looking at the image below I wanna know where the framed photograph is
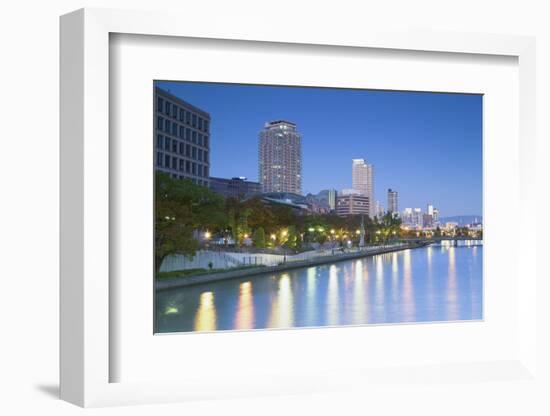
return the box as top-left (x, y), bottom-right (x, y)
top-left (60, 8), bottom-right (538, 407)
top-left (153, 81), bottom-right (483, 334)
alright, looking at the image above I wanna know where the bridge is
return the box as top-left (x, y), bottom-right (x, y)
top-left (401, 236), bottom-right (483, 246)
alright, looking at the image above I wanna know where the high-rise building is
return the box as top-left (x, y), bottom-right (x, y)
top-left (336, 194), bottom-right (370, 217)
top-left (375, 200), bottom-right (385, 218)
top-left (327, 189), bottom-right (337, 211)
top-left (155, 87), bottom-right (211, 186)
top-left (433, 207), bottom-right (440, 223)
top-left (422, 213), bottom-right (434, 229)
top-left (413, 208), bottom-right (423, 227)
top-left (427, 203), bottom-right (434, 216)
top-left (209, 176), bottom-right (261, 199)
top-left (258, 120), bottom-right (302, 194)
top-left (388, 189), bottom-right (398, 214)
top-left (402, 208), bottom-right (413, 224)
top-left (352, 158), bottom-right (374, 217)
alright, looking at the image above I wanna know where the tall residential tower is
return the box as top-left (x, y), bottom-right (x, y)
top-left (258, 120), bottom-right (302, 194)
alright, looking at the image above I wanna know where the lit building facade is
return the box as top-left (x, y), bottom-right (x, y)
top-left (352, 158), bottom-right (374, 218)
top-left (258, 120), bottom-right (302, 194)
top-left (336, 193), bottom-right (370, 217)
top-left (155, 87), bottom-right (211, 186)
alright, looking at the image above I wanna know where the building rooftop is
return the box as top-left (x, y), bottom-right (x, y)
top-left (155, 86), bottom-right (211, 118)
top-left (264, 120), bottom-right (297, 129)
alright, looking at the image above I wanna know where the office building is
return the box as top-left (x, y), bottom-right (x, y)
top-left (423, 213), bottom-right (434, 229)
top-left (388, 189), bottom-right (398, 214)
top-left (402, 208), bottom-right (413, 224)
top-left (375, 200), bottom-right (385, 218)
top-left (352, 158), bottom-right (374, 217)
top-left (427, 204), bottom-right (434, 216)
top-left (413, 208), bottom-right (423, 227)
top-left (336, 193), bottom-right (370, 217)
top-left (209, 176), bottom-right (261, 199)
top-left (155, 87), bottom-right (211, 186)
top-left (433, 207), bottom-right (440, 223)
top-left (327, 189), bottom-right (337, 211)
top-left (258, 120), bottom-right (302, 194)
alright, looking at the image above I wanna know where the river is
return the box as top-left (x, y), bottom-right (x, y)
top-left (155, 242), bottom-right (482, 333)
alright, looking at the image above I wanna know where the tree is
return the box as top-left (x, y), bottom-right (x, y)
top-left (377, 212), bottom-right (402, 244)
top-left (284, 225), bottom-right (300, 250)
top-left (155, 172), bottom-right (226, 273)
top-left (252, 227), bottom-right (266, 248)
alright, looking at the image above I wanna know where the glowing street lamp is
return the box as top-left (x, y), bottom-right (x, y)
top-left (204, 231), bottom-right (211, 240)
top-left (270, 234), bottom-right (276, 241)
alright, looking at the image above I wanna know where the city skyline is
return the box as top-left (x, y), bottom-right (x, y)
top-left (155, 81), bottom-right (482, 217)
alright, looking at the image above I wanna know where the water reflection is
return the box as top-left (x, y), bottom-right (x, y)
top-left (156, 244), bottom-right (483, 333)
top-left (268, 274), bottom-right (294, 328)
top-left (446, 246), bottom-right (458, 321)
top-left (235, 281), bottom-right (254, 330)
top-left (326, 265), bottom-right (340, 326)
top-left (194, 291), bottom-right (217, 331)
top-left (353, 260), bottom-right (367, 324)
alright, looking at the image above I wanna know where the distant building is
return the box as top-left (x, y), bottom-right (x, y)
top-left (427, 203), bottom-right (434, 216)
top-left (433, 208), bottom-right (440, 223)
top-left (305, 191), bottom-right (332, 214)
top-left (375, 200), bottom-right (385, 218)
top-left (388, 189), bottom-right (398, 214)
top-left (309, 189), bottom-right (337, 212)
top-left (402, 208), bottom-right (413, 224)
top-left (341, 188), bottom-right (362, 196)
top-left (209, 176), bottom-right (261, 199)
top-left (327, 189), bottom-right (337, 211)
top-left (352, 158), bottom-right (374, 217)
top-left (422, 213), bottom-right (434, 229)
top-left (155, 87), bottom-right (210, 186)
top-left (336, 194), bottom-right (370, 217)
top-left (413, 208), bottom-right (423, 227)
top-left (258, 120), bottom-right (302, 194)
top-left (444, 222), bottom-right (459, 230)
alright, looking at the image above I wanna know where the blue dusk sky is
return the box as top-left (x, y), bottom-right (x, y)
top-left (156, 81), bottom-right (482, 217)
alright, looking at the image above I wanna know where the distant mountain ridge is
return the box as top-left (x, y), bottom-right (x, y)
top-left (439, 215), bottom-right (483, 226)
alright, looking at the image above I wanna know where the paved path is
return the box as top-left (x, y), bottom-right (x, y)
top-left (156, 242), bottom-right (428, 291)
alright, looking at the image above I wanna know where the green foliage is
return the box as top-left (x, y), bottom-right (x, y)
top-left (284, 225), bottom-right (300, 250)
top-left (155, 172), bottom-right (227, 272)
top-left (252, 227), bottom-right (266, 248)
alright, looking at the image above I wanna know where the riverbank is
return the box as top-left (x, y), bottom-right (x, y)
top-left (156, 241), bottom-right (430, 291)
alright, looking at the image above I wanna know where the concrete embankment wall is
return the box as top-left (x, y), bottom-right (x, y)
top-left (156, 242), bottom-right (427, 291)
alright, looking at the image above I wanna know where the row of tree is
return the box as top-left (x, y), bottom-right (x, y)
top-left (155, 172), bottom-right (402, 272)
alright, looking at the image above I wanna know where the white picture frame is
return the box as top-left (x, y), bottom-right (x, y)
top-left (60, 8), bottom-right (538, 408)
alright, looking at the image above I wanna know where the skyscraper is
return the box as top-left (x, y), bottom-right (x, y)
top-left (427, 203), bottom-right (434, 216)
top-left (258, 120), bottom-right (302, 194)
top-left (327, 189), bottom-right (337, 211)
top-left (352, 158), bottom-right (374, 218)
top-left (388, 189), bottom-right (398, 215)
